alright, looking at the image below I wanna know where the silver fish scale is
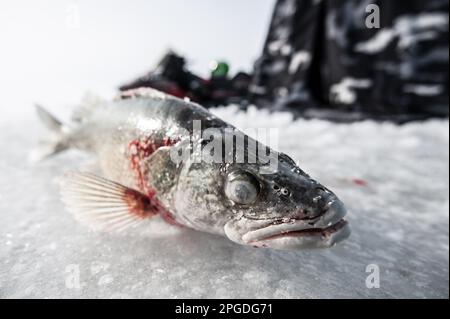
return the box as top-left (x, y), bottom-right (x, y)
top-left (59, 88), bottom-right (350, 249)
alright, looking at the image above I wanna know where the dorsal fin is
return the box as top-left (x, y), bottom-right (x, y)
top-left (117, 87), bottom-right (170, 101)
top-left (71, 92), bottom-right (105, 122)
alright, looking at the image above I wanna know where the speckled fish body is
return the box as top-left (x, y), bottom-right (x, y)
top-left (36, 88), bottom-right (350, 250)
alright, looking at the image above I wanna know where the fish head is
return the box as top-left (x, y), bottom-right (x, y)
top-left (173, 145), bottom-right (350, 250)
top-left (222, 152), bottom-right (350, 250)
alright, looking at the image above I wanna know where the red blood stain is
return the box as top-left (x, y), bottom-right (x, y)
top-left (123, 188), bottom-right (159, 219)
top-left (160, 210), bottom-right (185, 227)
top-left (127, 137), bottom-right (180, 225)
top-left (352, 178), bottom-right (368, 187)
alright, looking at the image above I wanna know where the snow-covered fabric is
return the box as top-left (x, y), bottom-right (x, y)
top-left (251, 0), bottom-right (449, 121)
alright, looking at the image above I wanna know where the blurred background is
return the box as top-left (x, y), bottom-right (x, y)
top-left (0, 0), bottom-right (274, 111)
top-left (2, 0), bottom-right (448, 121)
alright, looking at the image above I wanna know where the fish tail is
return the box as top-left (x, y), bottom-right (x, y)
top-left (32, 104), bottom-right (71, 161)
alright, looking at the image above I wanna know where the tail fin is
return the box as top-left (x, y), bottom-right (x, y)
top-left (32, 104), bottom-right (70, 161)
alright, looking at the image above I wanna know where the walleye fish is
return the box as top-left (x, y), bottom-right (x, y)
top-left (36, 88), bottom-right (350, 250)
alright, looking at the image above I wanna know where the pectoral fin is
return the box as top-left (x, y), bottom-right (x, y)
top-left (60, 172), bottom-right (161, 232)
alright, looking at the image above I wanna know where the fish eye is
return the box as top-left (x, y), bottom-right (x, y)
top-left (225, 171), bottom-right (260, 205)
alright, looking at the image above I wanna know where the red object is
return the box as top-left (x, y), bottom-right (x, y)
top-left (125, 137), bottom-right (184, 226)
top-left (352, 178), bottom-right (368, 187)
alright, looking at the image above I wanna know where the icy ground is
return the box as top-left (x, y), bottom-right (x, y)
top-left (0, 105), bottom-right (448, 298)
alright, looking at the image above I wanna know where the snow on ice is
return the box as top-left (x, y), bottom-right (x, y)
top-left (0, 104), bottom-right (448, 298)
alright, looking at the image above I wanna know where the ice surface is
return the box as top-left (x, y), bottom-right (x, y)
top-left (0, 104), bottom-right (448, 298)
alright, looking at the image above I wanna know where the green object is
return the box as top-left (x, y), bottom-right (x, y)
top-left (210, 61), bottom-right (229, 78)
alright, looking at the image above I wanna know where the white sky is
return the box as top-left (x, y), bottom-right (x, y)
top-left (0, 0), bottom-right (274, 112)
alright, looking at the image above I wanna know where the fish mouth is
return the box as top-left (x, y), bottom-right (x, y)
top-left (242, 199), bottom-right (351, 250)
